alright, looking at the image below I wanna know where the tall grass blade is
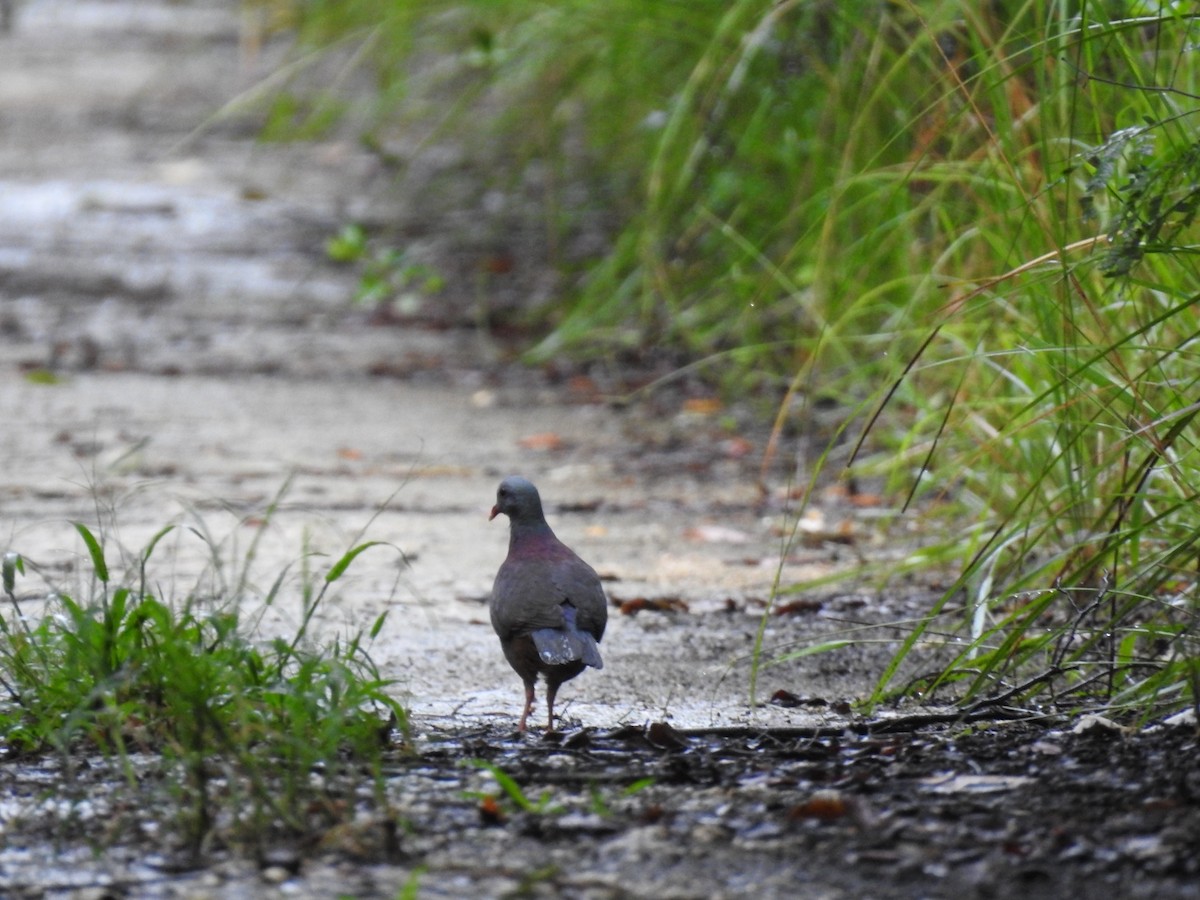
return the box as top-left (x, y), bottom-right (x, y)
top-left (74, 523), bottom-right (109, 584)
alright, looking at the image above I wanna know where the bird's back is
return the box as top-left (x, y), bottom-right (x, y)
top-left (490, 533), bottom-right (607, 643)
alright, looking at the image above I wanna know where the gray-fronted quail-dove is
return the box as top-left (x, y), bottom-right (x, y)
top-left (488, 476), bottom-right (607, 731)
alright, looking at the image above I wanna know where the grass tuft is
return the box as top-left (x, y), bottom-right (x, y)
top-left (0, 495), bottom-right (407, 858)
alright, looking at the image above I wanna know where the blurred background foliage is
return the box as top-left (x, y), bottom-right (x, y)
top-left (249, 0), bottom-right (1200, 715)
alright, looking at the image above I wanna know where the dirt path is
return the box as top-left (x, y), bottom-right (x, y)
top-left (5, 5), bottom-right (1198, 900)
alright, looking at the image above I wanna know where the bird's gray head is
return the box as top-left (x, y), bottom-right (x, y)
top-left (489, 475), bottom-right (545, 523)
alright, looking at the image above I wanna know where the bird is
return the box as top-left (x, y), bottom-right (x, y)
top-left (488, 475), bottom-right (607, 731)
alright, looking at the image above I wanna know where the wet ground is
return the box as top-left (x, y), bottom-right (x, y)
top-left (2, 2), bottom-right (1199, 898)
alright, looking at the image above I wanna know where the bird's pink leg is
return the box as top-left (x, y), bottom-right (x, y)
top-left (518, 681), bottom-right (535, 732)
top-left (545, 683), bottom-right (559, 731)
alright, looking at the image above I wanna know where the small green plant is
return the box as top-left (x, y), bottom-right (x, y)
top-left (0, 502), bottom-right (408, 858)
top-left (464, 759), bottom-right (563, 815)
top-left (587, 776), bottom-right (654, 817)
top-left (326, 223), bottom-right (444, 312)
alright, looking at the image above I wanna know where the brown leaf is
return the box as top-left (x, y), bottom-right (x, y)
top-left (646, 721), bottom-right (689, 751)
top-left (616, 596), bottom-right (690, 616)
top-left (682, 397), bottom-right (722, 415)
top-left (478, 795), bottom-right (506, 826)
top-left (639, 804), bottom-right (667, 825)
top-left (848, 492), bottom-right (884, 508)
top-left (774, 598), bottom-right (824, 616)
top-left (789, 790), bottom-right (848, 822)
top-left (567, 375), bottom-right (602, 402)
top-left (482, 253), bottom-right (515, 275)
top-left (770, 689), bottom-right (804, 708)
top-left (337, 447), bottom-right (364, 461)
top-left (721, 436), bottom-right (755, 459)
top-left (770, 690), bottom-right (829, 708)
top-left (517, 432), bottom-right (566, 451)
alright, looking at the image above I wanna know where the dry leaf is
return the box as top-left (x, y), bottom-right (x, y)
top-left (517, 432), bottom-right (566, 451)
top-left (616, 596), bottom-right (690, 616)
top-left (790, 790), bottom-right (849, 822)
top-left (478, 795), bottom-right (506, 826)
top-left (567, 375), bottom-right (602, 402)
top-left (646, 721), bottom-right (689, 751)
top-left (482, 253), bottom-right (515, 275)
top-left (774, 598), bottom-right (824, 616)
top-left (770, 689), bottom-right (804, 708)
top-left (722, 436), bottom-right (755, 458)
top-left (682, 397), bottom-right (723, 415)
top-left (684, 524), bottom-right (752, 544)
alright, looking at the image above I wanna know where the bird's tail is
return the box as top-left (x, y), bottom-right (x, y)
top-left (531, 603), bottom-right (604, 669)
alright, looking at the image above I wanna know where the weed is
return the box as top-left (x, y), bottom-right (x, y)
top-left (464, 759), bottom-right (563, 815)
top-left (0, 493), bottom-right (408, 859)
top-left (327, 223), bottom-right (444, 312)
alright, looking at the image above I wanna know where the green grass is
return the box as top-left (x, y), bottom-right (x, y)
top-left (0, 497), bottom-right (406, 859)
top-left (254, 0), bottom-right (1200, 720)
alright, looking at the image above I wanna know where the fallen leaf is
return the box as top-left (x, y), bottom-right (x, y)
top-left (789, 790), bottom-right (848, 822)
top-left (517, 432), bottom-right (566, 451)
top-left (1072, 714), bottom-right (1134, 736)
top-left (646, 721), bottom-right (689, 751)
top-left (770, 690), bottom-right (829, 708)
top-left (478, 795), bottom-right (506, 826)
top-left (774, 598), bottom-right (824, 616)
top-left (616, 596), bottom-right (690, 616)
top-left (848, 492), bottom-right (884, 508)
top-left (567, 375), bottom-right (602, 402)
top-left (639, 804), bottom-right (667, 825)
top-left (482, 253), bottom-right (515, 275)
top-left (721, 436), bottom-right (755, 459)
top-left (337, 447), bottom-right (364, 461)
top-left (684, 524), bottom-right (752, 544)
top-left (793, 508), bottom-right (857, 546)
top-left (683, 397), bottom-right (723, 415)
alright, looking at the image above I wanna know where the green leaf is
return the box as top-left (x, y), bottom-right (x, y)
top-left (325, 541), bottom-right (385, 584)
top-left (23, 369), bottom-right (61, 385)
top-left (326, 223), bottom-right (367, 263)
top-left (622, 777), bottom-right (656, 796)
top-left (141, 525), bottom-right (176, 564)
top-left (74, 524), bottom-right (109, 584)
top-left (465, 759), bottom-right (536, 812)
top-left (397, 866), bottom-right (426, 900)
top-left (369, 610), bottom-right (389, 640)
top-left (2, 552), bottom-right (23, 594)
